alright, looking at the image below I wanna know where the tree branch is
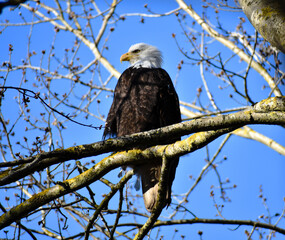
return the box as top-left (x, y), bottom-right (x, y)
top-left (0, 127), bottom-right (237, 229)
top-left (0, 97), bottom-right (284, 186)
top-left (103, 218), bottom-right (285, 236)
top-left (134, 151), bottom-right (170, 240)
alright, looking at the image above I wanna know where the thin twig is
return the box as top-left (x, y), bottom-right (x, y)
top-left (0, 86), bottom-right (102, 130)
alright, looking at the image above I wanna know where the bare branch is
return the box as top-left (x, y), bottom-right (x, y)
top-left (176, 0), bottom-right (282, 96)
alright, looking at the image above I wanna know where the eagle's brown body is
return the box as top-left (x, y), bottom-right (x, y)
top-left (104, 67), bottom-right (181, 211)
top-left (103, 43), bottom-right (181, 212)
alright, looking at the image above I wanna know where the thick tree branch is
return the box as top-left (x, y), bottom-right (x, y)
top-left (0, 127), bottom-right (237, 229)
top-left (1, 99), bottom-right (284, 231)
top-left (0, 97), bottom-right (284, 186)
top-left (181, 102), bottom-right (285, 156)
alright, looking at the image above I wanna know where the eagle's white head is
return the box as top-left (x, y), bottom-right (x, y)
top-left (120, 43), bottom-right (162, 68)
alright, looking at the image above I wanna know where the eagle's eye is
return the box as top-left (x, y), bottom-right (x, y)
top-left (132, 49), bottom-right (140, 53)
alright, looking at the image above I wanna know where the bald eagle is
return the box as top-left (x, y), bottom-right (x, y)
top-left (103, 43), bottom-right (181, 212)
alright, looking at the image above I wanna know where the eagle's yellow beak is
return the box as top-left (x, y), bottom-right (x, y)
top-left (120, 52), bottom-right (133, 63)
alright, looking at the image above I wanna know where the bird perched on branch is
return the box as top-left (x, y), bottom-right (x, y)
top-left (103, 43), bottom-right (181, 212)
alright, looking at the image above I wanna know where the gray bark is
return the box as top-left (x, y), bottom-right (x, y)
top-left (238, 0), bottom-right (285, 53)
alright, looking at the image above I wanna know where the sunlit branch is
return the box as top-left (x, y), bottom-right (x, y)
top-left (181, 100), bottom-right (285, 156)
top-left (0, 64), bottom-right (113, 91)
top-left (22, 3), bottom-right (65, 30)
top-left (0, 97), bottom-right (284, 187)
top-left (0, 126), bottom-right (237, 229)
top-left (95, 0), bottom-right (117, 44)
top-left (120, 7), bottom-right (181, 18)
top-left (233, 126), bottom-right (285, 156)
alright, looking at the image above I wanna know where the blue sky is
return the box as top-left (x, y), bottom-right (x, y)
top-left (0, 1), bottom-right (284, 239)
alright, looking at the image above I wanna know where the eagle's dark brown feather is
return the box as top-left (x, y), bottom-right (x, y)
top-left (103, 67), bottom-right (181, 212)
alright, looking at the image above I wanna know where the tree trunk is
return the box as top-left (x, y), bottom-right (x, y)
top-left (238, 0), bottom-right (285, 53)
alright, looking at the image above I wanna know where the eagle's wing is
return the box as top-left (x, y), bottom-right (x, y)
top-left (103, 68), bottom-right (133, 138)
top-left (104, 67), bottom-right (164, 137)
